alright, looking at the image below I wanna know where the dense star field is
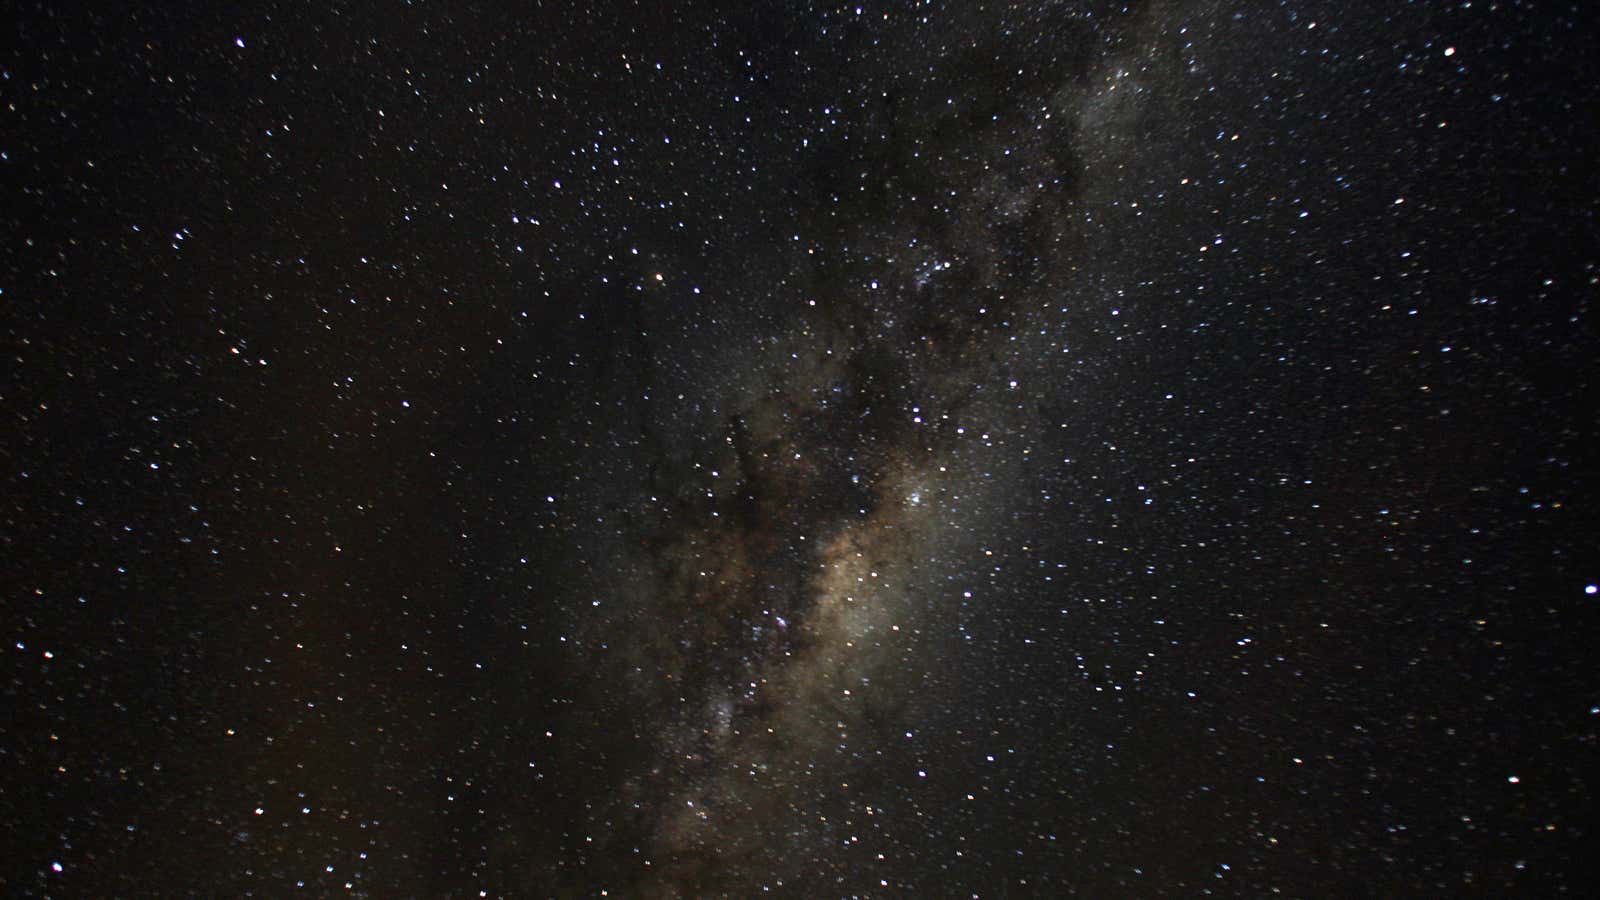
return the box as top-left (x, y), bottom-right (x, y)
top-left (4, 0), bottom-right (1597, 895)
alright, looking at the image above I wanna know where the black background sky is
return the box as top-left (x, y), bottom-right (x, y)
top-left (4, 0), bottom-right (1598, 896)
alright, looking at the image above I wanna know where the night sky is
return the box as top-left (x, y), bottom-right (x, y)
top-left (4, 0), bottom-right (1598, 896)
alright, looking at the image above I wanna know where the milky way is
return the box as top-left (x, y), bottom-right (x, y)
top-left (553, 6), bottom-right (1191, 892)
